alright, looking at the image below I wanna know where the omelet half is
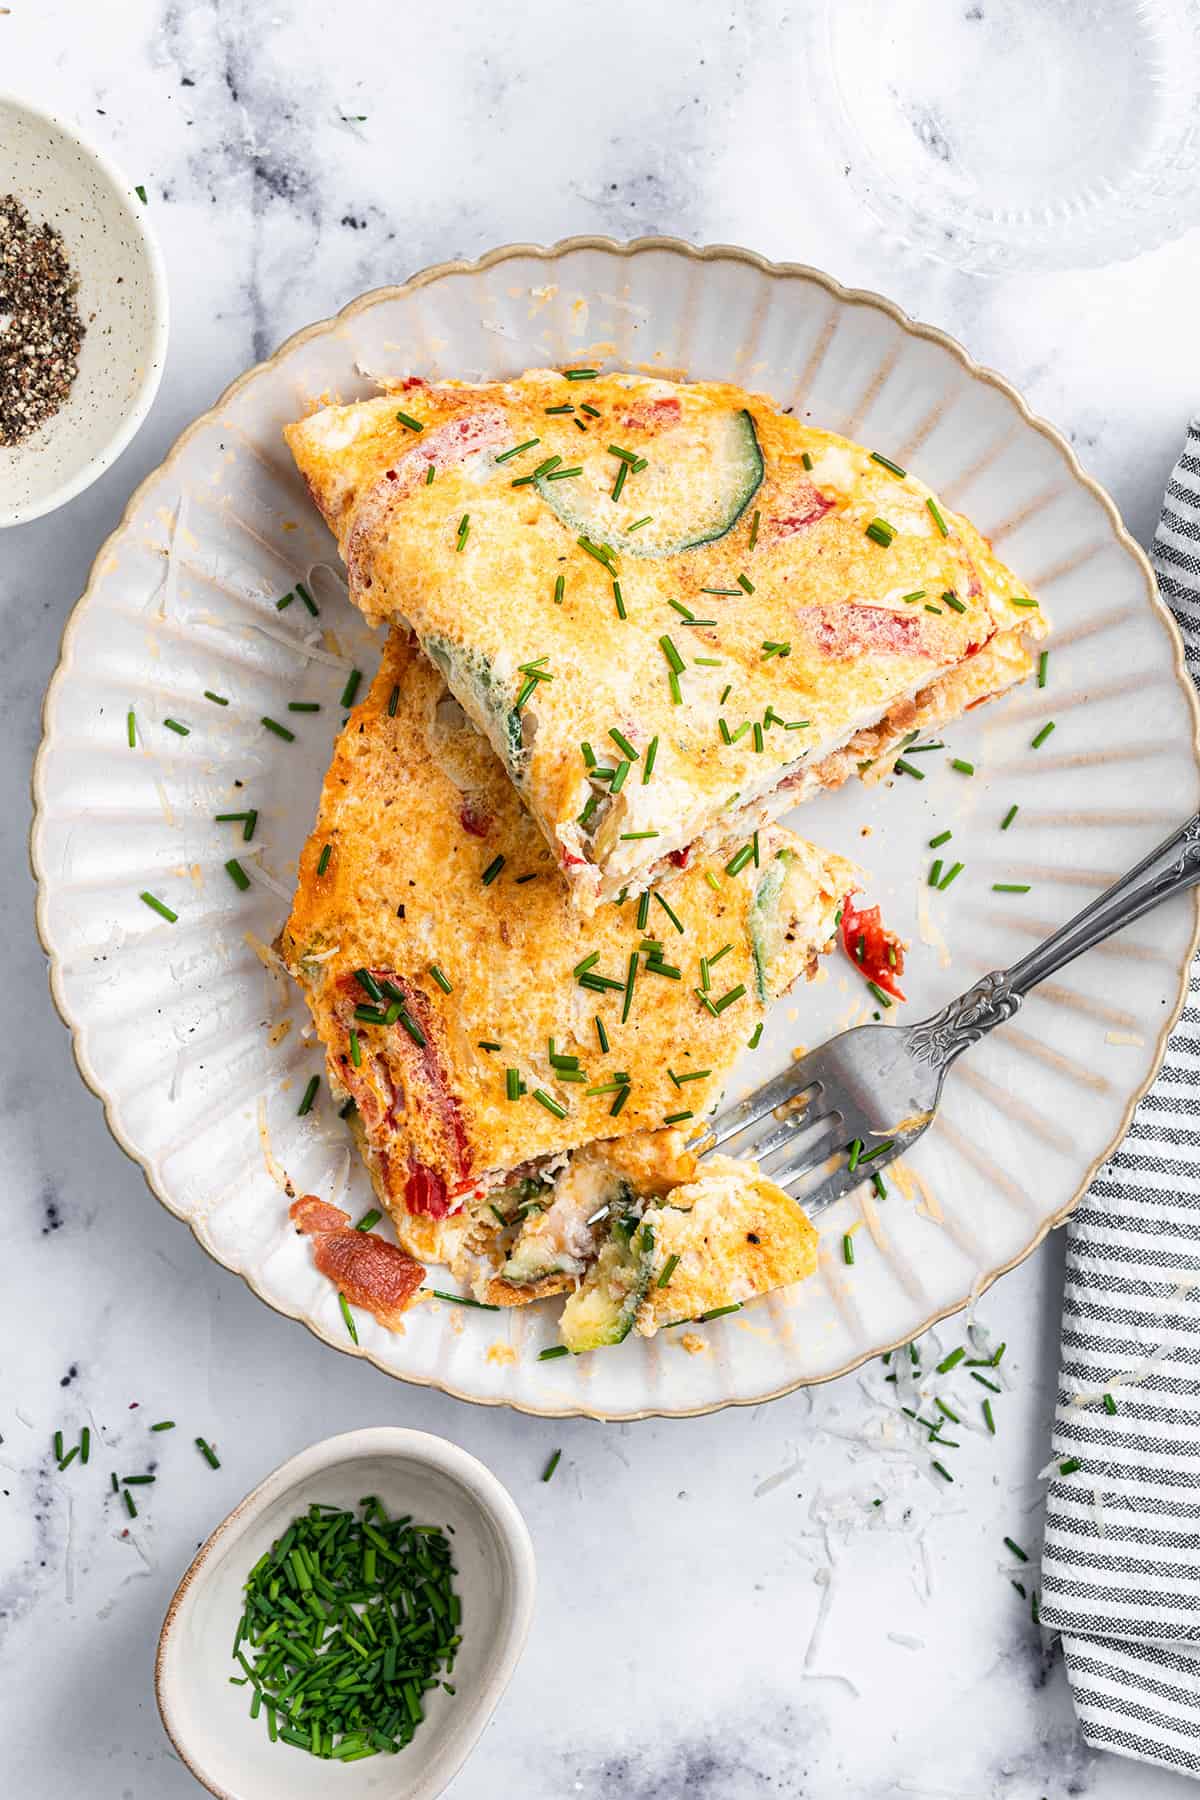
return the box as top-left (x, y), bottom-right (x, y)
top-left (285, 369), bottom-right (1047, 912)
top-left (279, 629), bottom-right (857, 1272)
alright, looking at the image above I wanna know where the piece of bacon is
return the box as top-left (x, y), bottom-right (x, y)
top-left (290, 1196), bottom-right (425, 1330)
top-left (459, 798), bottom-right (492, 838)
top-left (616, 395), bottom-right (682, 432)
top-left (763, 468), bottom-right (834, 542)
top-left (840, 897), bottom-right (907, 1002)
top-left (668, 846), bottom-right (691, 869)
top-left (345, 407), bottom-right (508, 592)
top-left (405, 1161), bottom-right (451, 1218)
top-left (801, 604), bottom-right (940, 661)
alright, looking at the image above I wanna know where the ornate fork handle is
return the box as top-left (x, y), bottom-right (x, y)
top-left (908, 813), bottom-right (1200, 1070)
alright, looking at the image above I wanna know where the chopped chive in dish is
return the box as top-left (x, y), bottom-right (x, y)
top-left (992, 883), bottom-right (1031, 893)
top-left (225, 858), bottom-right (251, 892)
top-left (126, 710), bottom-right (137, 746)
top-left (926, 496), bottom-right (949, 537)
top-left (296, 581), bottom-right (317, 616)
top-left (430, 1288), bottom-right (500, 1311)
top-left (276, 590), bottom-right (294, 610)
top-left (539, 1344), bottom-right (570, 1360)
top-left (929, 829), bottom-right (952, 848)
top-left (164, 718), bottom-right (190, 736)
top-left (287, 701), bottom-right (320, 713)
top-left (1001, 804), bottom-right (1019, 830)
top-left (893, 758), bottom-right (924, 780)
top-left (1038, 650), bottom-right (1049, 688)
top-left (261, 716), bottom-right (295, 742)
top-left (195, 1437), bottom-right (220, 1469)
top-left (564, 368), bottom-right (598, 381)
top-left (864, 518), bottom-right (895, 549)
top-left (204, 690), bottom-right (229, 706)
top-left (494, 438), bottom-right (540, 464)
top-left (1031, 720), bottom-right (1056, 748)
top-left (455, 514), bottom-right (470, 551)
top-left (951, 758), bottom-right (974, 776)
top-left (481, 855), bottom-right (505, 886)
top-left (296, 1074), bottom-right (319, 1114)
top-left (394, 409), bottom-right (424, 432)
top-left (340, 668), bottom-right (363, 708)
top-left (231, 1496), bottom-right (460, 1758)
top-left (938, 861), bottom-right (964, 891)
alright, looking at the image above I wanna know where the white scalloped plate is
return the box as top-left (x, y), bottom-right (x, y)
top-left (32, 237), bottom-right (1200, 1420)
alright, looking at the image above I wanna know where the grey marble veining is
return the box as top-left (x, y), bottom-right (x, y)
top-left (3, 2), bottom-right (1200, 1795)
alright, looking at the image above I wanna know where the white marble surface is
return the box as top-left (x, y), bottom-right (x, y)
top-left (4, 3), bottom-right (1200, 1795)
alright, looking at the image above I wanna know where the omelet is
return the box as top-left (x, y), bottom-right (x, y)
top-left (279, 629), bottom-right (857, 1273)
top-left (285, 369), bottom-right (1047, 912)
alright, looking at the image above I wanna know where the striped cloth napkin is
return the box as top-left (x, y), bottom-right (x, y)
top-left (1040, 418), bottom-right (1200, 1778)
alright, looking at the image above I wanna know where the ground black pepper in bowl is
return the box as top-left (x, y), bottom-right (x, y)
top-left (0, 194), bottom-right (87, 446)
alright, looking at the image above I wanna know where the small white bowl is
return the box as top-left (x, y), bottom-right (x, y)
top-left (155, 1430), bottom-right (536, 1800)
top-left (0, 92), bottom-right (169, 526)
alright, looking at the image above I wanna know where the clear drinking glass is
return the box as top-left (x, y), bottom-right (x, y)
top-left (811, 0), bottom-right (1200, 273)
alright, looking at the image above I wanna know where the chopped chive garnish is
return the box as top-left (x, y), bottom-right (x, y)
top-left (545, 466), bottom-right (583, 481)
top-left (942, 590), bottom-right (967, 614)
top-left (355, 968), bottom-right (383, 1001)
top-left (1103, 1392), bottom-right (1118, 1415)
top-left (53, 1430), bottom-right (64, 1462)
top-left (394, 409), bottom-right (425, 431)
top-left (725, 843), bottom-right (755, 877)
top-left (621, 950), bottom-right (638, 1024)
top-left (577, 535), bottom-right (616, 570)
top-left (481, 855), bottom-right (505, 886)
top-left (276, 590), bottom-right (294, 610)
top-left (865, 980), bottom-right (893, 1009)
top-left (539, 1344), bottom-right (570, 1360)
top-left (123, 1489), bottom-right (137, 1517)
top-left (340, 669), bottom-right (363, 708)
top-left (938, 861), bottom-right (964, 891)
top-left (429, 964), bottom-right (452, 994)
top-left (261, 716), bottom-right (295, 742)
top-left (339, 1293), bottom-right (359, 1343)
top-left (58, 1446), bottom-right (79, 1471)
top-left (641, 735), bottom-right (659, 784)
top-left (494, 438), bottom-right (541, 464)
top-left (126, 710), bottom-right (137, 747)
top-left (653, 890), bottom-right (684, 934)
top-left (425, 463), bottom-right (435, 484)
top-left (929, 829), bottom-right (952, 848)
top-left (505, 1067), bottom-right (520, 1102)
top-left (203, 690), bottom-right (229, 706)
top-left (870, 450), bottom-right (907, 478)
top-left (737, 572), bottom-right (755, 594)
top-left (992, 883), bottom-right (1031, 894)
top-left (1001, 804), bottom-right (1019, 831)
top-left (151, 1420), bottom-right (175, 1432)
top-left (611, 460), bottom-right (628, 502)
top-left (801, 451), bottom-right (814, 471)
top-left (429, 1288), bottom-right (500, 1311)
top-left (297, 1075), bottom-right (320, 1116)
top-left (564, 368), bottom-right (597, 381)
top-left (657, 1253), bottom-right (680, 1289)
top-left (972, 1371), bottom-right (1001, 1392)
top-left (1005, 1536), bottom-right (1028, 1562)
top-left (609, 727), bottom-right (639, 760)
top-left (532, 1089), bottom-right (567, 1119)
top-left (609, 759), bottom-right (631, 794)
top-left (164, 718), bottom-right (190, 736)
top-left (748, 508), bottom-right (760, 549)
top-left (931, 1460), bottom-right (954, 1483)
top-left (627, 515), bottom-right (652, 532)
top-left (1031, 720), bottom-right (1056, 748)
top-left (1058, 1457), bottom-right (1081, 1476)
top-left (287, 701), bottom-right (321, 713)
top-left (929, 859), bottom-right (943, 888)
top-left (317, 843), bottom-right (332, 876)
top-left (296, 580), bottom-right (317, 616)
top-left (195, 1437), bottom-right (220, 1469)
top-left (542, 1450), bottom-right (564, 1487)
top-left (637, 890), bottom-right (651, 930)
top-left (348, 1029), bottom-right (362, 1068)
top-left (926, 496), bottom-right (949, 536)
top-left (842, 1233), bottom-right (855, 1266)
top-left (455, 514), bottom-right (470, 550)
top-left (951, 758), bottom-right (974, 776)
top-left (242, 810), bottom-right (257, 842)
top-left (544, 403), bottom-right (574, 414)
top-left (864, 518), bottom-right (895, 548)
top-left (224, 858), bottom-right (251, 891)
top-left (663, 1110), bottom-right (693, 1126)
top-left (697, 1303), bottom-right (742, 1323)
top-left (893, 759), bottom-right (924, 780)
top-left (1038, 650), bottom-right (1049, 688)
top-left (140, 892), bottom-right (177, 923)
top-left (658, 634), bottom-right (685, 675)
top-left (936, 1347), bottom-right (965, 1373)
top-left (712, 984), bottom-right (746, 1014)
top-left (1010, 595), bottom-right (1039, 608)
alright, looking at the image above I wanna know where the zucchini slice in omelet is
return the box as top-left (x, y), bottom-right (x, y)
top-left (285, 369), bottom-right (1047, 913)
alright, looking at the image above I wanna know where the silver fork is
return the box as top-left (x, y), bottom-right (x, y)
top-left (692, 815), bottom-right (1200, 1213)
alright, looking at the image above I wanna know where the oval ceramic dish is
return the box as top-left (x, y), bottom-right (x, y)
top-left (155, 1429), bottom-right (535, 1800)
top-left (32, 237), bottom-right (1200, 1420)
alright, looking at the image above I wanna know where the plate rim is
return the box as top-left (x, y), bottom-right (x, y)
top-left (29, 232), bottom-right (1200, 1422)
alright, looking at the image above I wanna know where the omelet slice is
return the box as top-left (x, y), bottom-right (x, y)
top-left (557, 1154), bottom-right (818, 1352)
top-left (279, 630), bottom-right (857, 1262)
top-left (285, 369), bottom-right (1047, 913)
